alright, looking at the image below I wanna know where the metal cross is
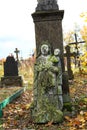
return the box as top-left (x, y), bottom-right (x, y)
top-left (14, 48), bottom-right (20, 61)
top-left (69, 33), bottom-right (85, 56)
top-left (68, 33), bottom-right (85, 67)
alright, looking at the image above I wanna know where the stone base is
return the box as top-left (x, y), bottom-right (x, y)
top-left (31, 100), bottom-right (63, 123)
top-left (31, 107), bottom-right (63, 123)
top-left (1, 76), bottom-right (23, 87)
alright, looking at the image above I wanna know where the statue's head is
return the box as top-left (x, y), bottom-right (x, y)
top-left (54, 48), bottom-right (60, 56)
top-left (41, 44), bottom-right (49, 55)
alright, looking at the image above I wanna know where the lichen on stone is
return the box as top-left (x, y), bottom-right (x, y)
top-left (32, 42), bottom-right (63, 123)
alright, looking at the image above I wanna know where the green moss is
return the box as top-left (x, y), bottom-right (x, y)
top-left (49, 55), bottom-right (58, 63)
top-left (63, 102), bottom-right (72, 111)
top-left (32, 97), bottom-right (63, 123)
top-left (34, 108), bottom-right (63, 123)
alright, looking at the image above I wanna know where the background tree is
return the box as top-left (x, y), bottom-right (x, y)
top-left (80, 12), bottom-right (87, 51)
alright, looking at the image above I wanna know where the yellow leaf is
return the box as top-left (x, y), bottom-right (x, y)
top-left (64, 116), bottom-right (71, 121)
top-left (83, 98), bottom-right (87, 102)
top-left (25, 104), bottom-right (30, 110)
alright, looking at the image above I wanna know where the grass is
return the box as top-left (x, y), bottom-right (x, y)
top-left (0, 87), bottom-right (22, 103)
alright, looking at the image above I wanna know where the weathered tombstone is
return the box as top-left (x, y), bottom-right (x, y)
top-left (31, 43), bottom-right (63, 123)
top-left (4, 55), bottom-right (18, 76)
top-left (32, 0), bottom-right (70, 111)
top-left (1, 55), bottom-right (23, 87)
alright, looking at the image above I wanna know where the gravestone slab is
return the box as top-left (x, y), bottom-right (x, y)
top-left (1, 55), bottom-right (23, 87)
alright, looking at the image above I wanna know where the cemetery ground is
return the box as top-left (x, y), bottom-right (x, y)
top-left (0, 63), bottom-right (87, 129)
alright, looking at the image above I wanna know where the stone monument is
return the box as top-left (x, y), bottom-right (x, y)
top-left (1, 55), bottom-right (23, 87)
top-left (32, 0), bottom-right (64, 72)
top-left (32, 0), bottom-right (70, 107)
top-left (32, 43), bottom-right (63, 123)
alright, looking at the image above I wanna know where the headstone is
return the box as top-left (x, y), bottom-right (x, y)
top-left (1, 55), bottom-right (23, 87)
top-left (32, 0), bottom-right (70, 107)
top-left (4, 55), bottom-right (18, 76)
top-left (31, 43), bottom-right (63, 123)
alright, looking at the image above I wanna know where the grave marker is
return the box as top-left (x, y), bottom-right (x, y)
top-left (69, 33), bottom-right (85, 55)
top-left (14, 48), bottom-right (20, 61)
top-left (31, 0), bottom-right (71, 123)
top-left (4, 55), bottom-right (18, 76)
top-left (1, 55), bottom-right (23, 87)
top-left (69, 33), bottom-right (85, 67)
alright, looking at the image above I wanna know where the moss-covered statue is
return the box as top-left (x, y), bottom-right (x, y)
top-left (32, 42), bottom-right (63, 123)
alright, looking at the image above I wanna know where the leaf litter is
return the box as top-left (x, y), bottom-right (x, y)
top-left (0, 73), bottom-right (87, 130)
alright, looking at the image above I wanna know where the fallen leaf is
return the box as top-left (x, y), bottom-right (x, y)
top-left (45, 120), bottom-right (53, 126)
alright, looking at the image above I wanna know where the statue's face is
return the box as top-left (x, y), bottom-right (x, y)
top-left (41, 44), bottom-right (49, 55)
top-left (54, 49), bottom-right (60, 56)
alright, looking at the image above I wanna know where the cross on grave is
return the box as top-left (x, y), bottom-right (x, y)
top-left (64, 45), bottom-right (74, 80)
top-left (14, 48), bottom-right (20, 61)
top-left (69, 33), bottom-right (85, 56)
top-left (69, 33), bottom-right (85, 67)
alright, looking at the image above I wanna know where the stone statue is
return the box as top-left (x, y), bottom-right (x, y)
top-left (36, 0), bottom-right (59, 11)
top-left (54, 48), bottom-right (63, 110)
top-left (31, 42), bottom-right (63, 123)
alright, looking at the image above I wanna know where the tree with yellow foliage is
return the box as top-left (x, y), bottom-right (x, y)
top-left (80, 12), bottom-right (87, 50)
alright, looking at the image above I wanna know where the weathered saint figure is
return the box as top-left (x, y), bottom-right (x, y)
top-left (32, 42), bottom-right (63, 123)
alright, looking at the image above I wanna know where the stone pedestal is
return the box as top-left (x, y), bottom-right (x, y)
top-left (32, 10), bottom-right (65, 71)
top-left (31, 8), bottom-right (71, 123)
top-left (32, 10), bottom-right (71, 103)
top-left (1, 76), bottom-right (23, 87)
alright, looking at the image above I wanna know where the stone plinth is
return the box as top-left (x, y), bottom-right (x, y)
top-left (1, 76), bottom-right (23, 87)
top-left (32, 10), bottom-right (71, 108)
top-left (32, 10), bottom-right (65, 71)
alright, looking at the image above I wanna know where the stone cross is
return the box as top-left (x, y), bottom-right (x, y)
top-left (64, 45), bottom-right (74, 80)
top-left (14, 48), bottom-right (20, 61)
